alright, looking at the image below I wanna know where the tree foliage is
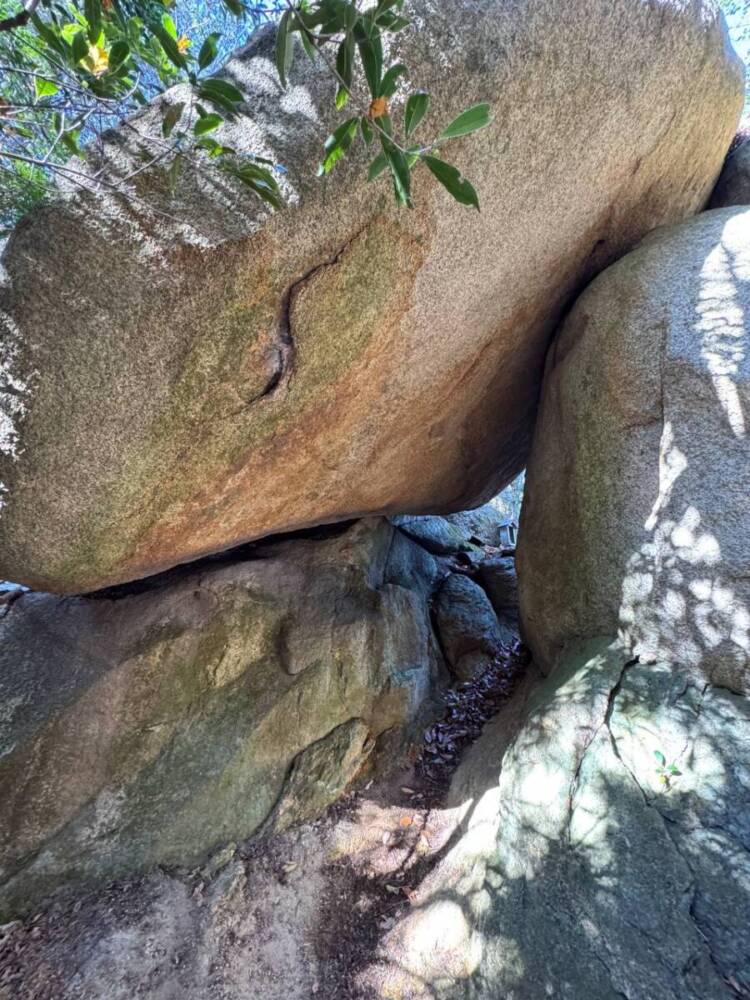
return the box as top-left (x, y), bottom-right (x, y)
top-left (0, 0), bottom-right (492, 232)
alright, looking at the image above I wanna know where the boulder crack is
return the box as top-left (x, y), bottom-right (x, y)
top-left (602, 666), bottom-right (735, 991)
top-left (274, 226), bottom-right (370, 397)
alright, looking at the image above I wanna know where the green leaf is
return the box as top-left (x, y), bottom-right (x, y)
top-left (422, 154), bottom-right (479, 210)
top-left (221, 0), bottom-right (246, 14)
top-left (161, 100), bottom-right (185, 137)
top-left (198, 32), bottom-right (221, 71)
top-left (299, 27), bottom-right (317, 62)
top-left (336, 34), bottom-right (354, 92)
top-left (198, 88), bottom-right (237, 117)
top-left (34, 77), bottom-right (59, 99)
top-left (380, 62), bottom-right (406, 98)
top-left (376, 13), bottom-right (410, 31)
top-left (167, 152), bottom-right (183, 194)
top-left (199, 77), bottom-right (244, 110)
top-left (71, 31), bottom-right (89, 64)
top-left (405, 91), bottom-right (428, 137)
top-left (152, 20), bottom-right (185, 69)
top-left (375, 0), bottom-right (404, 16)
top-left (335, 87), bottom-right (349, 110)
top-left (360, 116), bottom-right (374, 145)
top-left (226, 162), bottom-right (282, 210)
top-left (196, 136), bottom-right (221, 156)
top-left (319, 116), bottom-right (358, 174)
top-left (356, 20), bottom-right (383, 96)
top-left (31, 14), bottom-right (68, 61)
top-left (60, 130), bottom-right (80, 156)
top-left (382, 139), bottom-right (411, 206)
top-left (275, 9), bottom-right (294, 90)
top-left (378, 113), bottom-right (393, 137)
top-left (367, 150), bottom-right (387, 181)
top-left (194, 112), bottom-right (223, 136)
top-left (84, 0), bottom-right (102, 44)
top-left (438, 102), bottom-right (491, 141)
top-left (405, 144), bottom-right (420, 168)
top-left (654, 751), bottom-right (666, 767)
top-left (161, 14), bottom-right (178, 39)
top-left (196, 137), bottom-right (236, 157)
top-left (109, 40), bottom-right (130, 73)
top-left (668, 765), bottom-right (682, 776)
top-left (206, 78), bottom-right (244, 103)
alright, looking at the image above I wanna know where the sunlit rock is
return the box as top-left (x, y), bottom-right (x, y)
top-left (519, 207), bottom-right (750, 690)
top-left (363, 640), bottom-right (750, 998)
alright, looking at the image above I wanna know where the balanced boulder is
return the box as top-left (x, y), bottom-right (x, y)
top-left (0, 0), bottom-right (743, 591)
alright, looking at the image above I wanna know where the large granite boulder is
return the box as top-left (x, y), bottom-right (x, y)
top-left (0, 518), bottom-right (444, 917)
top-left (518, 207), bottom-right (750, 687)
top-left (0, 0), bottom-right (743, 592)
top-left (363, 640), bottom-right (750, 998)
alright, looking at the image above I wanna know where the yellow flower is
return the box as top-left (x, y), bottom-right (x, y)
top-left (368, 96), bottom-right (389, 119)
top-left (176, 35), bottom-right (191, 54)
top-left (84, 44), bottom-right (109, 77)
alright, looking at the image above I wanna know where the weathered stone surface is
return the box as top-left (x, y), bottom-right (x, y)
top-left (0, 518), bottom-right (444, 917)
top-left (5, 640), bottom-right (745, 999)
top-left (476, 553), bottom-right (518, 624)
top-left (0, 0), bottom-right (743, 592)
top-left (390, 515), bottom-right (473, 556)
top-left (362, 640), bottom-right (750, 999)
top-left (518, 207), bottom-right (750, 685)
top-left (710, 136), bottom-right (750, 207)
top-left (443, 503), bottom-right (515, 548)
top-left (266, 719), bottom-right (373, 833)
top-left (434, 573), bottom-right (509, 680)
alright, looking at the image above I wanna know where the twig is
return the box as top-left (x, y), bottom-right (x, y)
top-left (0, 0), bottom-right (40, 35)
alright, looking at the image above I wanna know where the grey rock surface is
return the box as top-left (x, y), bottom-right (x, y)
top-left (434, 574), bottom-right (510, 679)
top-left (390, 515), bottom-right (473, 556)
top-left (518, 206), bottom-right (750, 686)
top-left (362, 639), bottom-right (750, 999)
top-left (476, 553), bottom-right (519, 624)
top-left (0, 518), bottom-right (443, 917)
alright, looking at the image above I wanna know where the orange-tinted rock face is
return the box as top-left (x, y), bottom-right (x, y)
top-left (0, 0), bottom-right (744, 592)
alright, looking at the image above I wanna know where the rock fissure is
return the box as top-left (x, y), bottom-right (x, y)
top-left (566, 656), bottom-right (637, 846)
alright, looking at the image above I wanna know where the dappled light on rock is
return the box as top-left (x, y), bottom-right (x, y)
top-left (518, 207), bottom-right (750, 691)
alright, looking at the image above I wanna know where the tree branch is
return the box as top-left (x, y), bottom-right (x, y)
top-left (0, 0), bottom-right (41, 34)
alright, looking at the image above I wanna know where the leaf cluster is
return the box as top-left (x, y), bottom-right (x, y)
top-left (276, 0), bottom-right (492, 208)
top-left (0, 0), bottom-right (492, 232)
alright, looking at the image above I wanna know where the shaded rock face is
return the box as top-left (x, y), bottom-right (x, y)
top-left (710, 136), bottom-right (750, 207)
top-left (518, 207), bottom-right (750, 687)
top-left (0, 0), bottom-right (743, 593)
top-left (362, 640), bottom-right (750, 999)
top-left (0, 518), bottom-right (445, 917)
top-left (434, 574), bottom-right (514, 681)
